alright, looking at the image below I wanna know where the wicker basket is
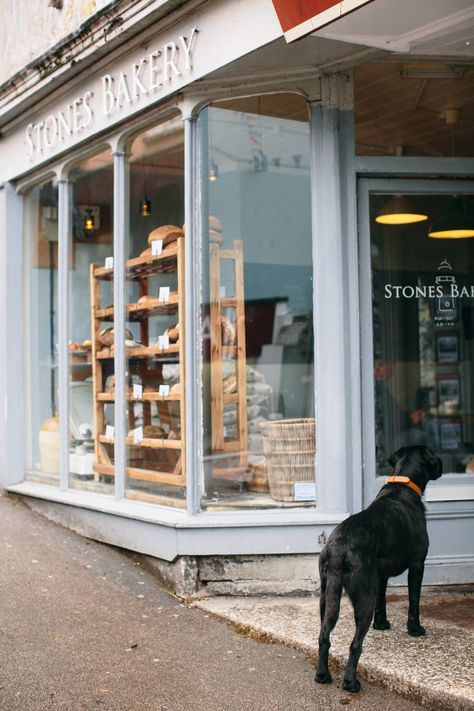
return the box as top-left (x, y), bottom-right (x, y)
top-left (244, 462), bottom-right (270, 493)
top-left (260, 418), bottom-right (315, 501)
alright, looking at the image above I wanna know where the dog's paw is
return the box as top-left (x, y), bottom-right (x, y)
top-left (373, 619), bottom-right (391, 630)
top-left (315, 671), bottom-right (333, 684)
top-left (408, 624), bottom-right (426, 637)
top-left (341, 677), bottom-right (361, 693)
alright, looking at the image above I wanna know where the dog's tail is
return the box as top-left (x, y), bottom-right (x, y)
top-left (319, 551), bottom-right (343, 630)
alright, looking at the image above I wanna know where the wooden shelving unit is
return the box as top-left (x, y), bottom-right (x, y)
top-left (89, 238), bottom-right (186, 498)
top-left (209, 240), bottom-right (248, 478)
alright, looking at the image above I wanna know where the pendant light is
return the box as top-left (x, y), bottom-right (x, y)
top-left (428, 215), bottom-right (474, 239)
top-left (428, 196), bottom-right (474, 239)
top-left (139, 196), bottom-right (152, 217)
top-left (139, 153), bottom-right (152, 216)
top-left (83, 207), bottom-right (95, 231)
top-left (209, 159), bottom-right (219, 183)
top-left (375, 195), bottom-right (428, 225)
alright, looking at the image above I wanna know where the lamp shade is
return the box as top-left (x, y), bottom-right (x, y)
top-left (375, 196), bottom-right (428, 225)
top-left (428, 213), bottom-right (474, 239)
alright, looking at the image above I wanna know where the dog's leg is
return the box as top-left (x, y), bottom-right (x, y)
top-left (407, 562), bottom-right (426, 636)
top-left (315, 573), bottom-right (342, 685)
top-left (373, 575), bottom-right (390, 630)
top-left (342, 589), bottom-right (375, 693)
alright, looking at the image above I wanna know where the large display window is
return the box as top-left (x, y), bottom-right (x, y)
top-left (70, 149), bottom-right (114, 493)
top-left (125, 113), bottom-right (186, 506)
top-left (24, 179), bottom-right (59, 484)
top-left (198, 93), bottom-right (316, 510)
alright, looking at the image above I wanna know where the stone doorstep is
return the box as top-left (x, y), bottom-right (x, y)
top-left (192, 596), bottom-right (474, 711)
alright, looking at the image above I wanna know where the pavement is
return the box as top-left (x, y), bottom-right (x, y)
top-left (1, 490), bottom-right (473, 711)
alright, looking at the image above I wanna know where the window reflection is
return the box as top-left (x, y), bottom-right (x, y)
top-left (371, 192), bottom-right (474, 475)
top-left (24, 180), bottom-right (59, 484)
top-left (199, 94), bottom-right (315, 510)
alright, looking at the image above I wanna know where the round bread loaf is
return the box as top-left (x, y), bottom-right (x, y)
top-left (209, 214), bottom-right (222, 232)
top-left (147, 225), bottom-right (184, 246)
top-left (209, 229), bottom-right (224, 245)
top-left (221, 315), bottom-right (236, 346)
top-left (137, 294), bottom-right (156, 305)
top-left (164, 323), bottom-right (179, 343)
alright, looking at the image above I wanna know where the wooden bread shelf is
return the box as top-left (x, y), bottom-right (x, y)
top-left (209, 240), bottom-right (248, 480)
top-left (95, 344), bottom-right (180, 360)
top-left (90, 235), bottom-right (186, 500)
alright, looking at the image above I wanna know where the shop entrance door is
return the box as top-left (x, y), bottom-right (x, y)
top-left (359, 179), bottom-right (474, 505)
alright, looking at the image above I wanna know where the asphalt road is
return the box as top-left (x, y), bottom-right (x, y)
top-left (0, 493), bottom-right (425, 711)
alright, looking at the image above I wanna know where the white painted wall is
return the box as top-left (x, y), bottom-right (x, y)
top-left (0, 0), bottom-right (101, 85)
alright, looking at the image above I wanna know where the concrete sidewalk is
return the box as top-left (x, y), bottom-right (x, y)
top-left (193, 590), bottom-right (474, 711)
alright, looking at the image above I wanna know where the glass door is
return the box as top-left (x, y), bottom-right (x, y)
top-left (359, 179), bottom-right (474, 503)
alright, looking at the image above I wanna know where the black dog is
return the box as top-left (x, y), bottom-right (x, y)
top-left (315, 445), bottom-right (442, 693)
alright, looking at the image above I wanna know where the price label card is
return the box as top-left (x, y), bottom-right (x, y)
top-left (159, 384), bottom-right (170, 397)
top-left (159, 286), bottom-right (170, 303)
top-left (105, 425), bottom-right (115, 440)
top-left (133, 426), bottom-right (143, 444)
top-left (151, 239), bottom-right (163, 256)
top-left (132, 383), bottom-right (143, 399)
top-left (293, 482), bottom-right (316, 502)
top-left (105, 256), bottom-right (114, 269)
top-left (158, 335), bottom-right (170, 350)
top-left (220, 286), bottom-right (226, 298)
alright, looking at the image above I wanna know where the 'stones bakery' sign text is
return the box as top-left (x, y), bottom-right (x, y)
top-left (25, 28), bottom-right (198, 160)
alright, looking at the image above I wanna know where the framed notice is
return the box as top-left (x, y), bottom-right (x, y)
top-left (437, 375), bottom-right (460, 409)
top-left (436, 332), bottom-right (459, 364)
top-left (439, 419), bottom-right (462, 452)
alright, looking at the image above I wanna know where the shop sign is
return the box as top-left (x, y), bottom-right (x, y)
top-left (271, 0), bottom-right (375, 42)
top-left (25, 28), bottom-right (198, 161)
top-left (384, 259), bottom-right (473, 324)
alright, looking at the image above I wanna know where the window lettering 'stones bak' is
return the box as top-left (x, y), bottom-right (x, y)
top-left (25, 28), bottom-right (198, 160)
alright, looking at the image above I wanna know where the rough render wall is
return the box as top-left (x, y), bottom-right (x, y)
top-left (0, 0), bottom-right (101, 85)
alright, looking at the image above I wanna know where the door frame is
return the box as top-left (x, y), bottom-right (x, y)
top-left (358, 177), bottom-right (474, 506)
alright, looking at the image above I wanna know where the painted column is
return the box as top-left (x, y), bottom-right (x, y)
top-left (311, 73), bottom-right (358, 514)
top-left (0, 183), bottom-right (24, 486)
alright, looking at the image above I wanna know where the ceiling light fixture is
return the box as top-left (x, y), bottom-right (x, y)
top-left (375, 195), bottom-right (428, 225)
top-left (428, 214), bottom-right (474, 239)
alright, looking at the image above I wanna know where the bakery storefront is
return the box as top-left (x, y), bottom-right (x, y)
top-left (1, 0), bottom-right (473, 590)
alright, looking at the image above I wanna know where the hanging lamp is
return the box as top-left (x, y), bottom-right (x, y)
top-left (375, 195), bottom-right (428, 225)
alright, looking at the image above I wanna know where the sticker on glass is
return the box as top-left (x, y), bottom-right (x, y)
top-left (293, 482), bottom-right (316, 501)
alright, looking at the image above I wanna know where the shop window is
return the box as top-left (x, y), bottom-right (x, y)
top-left (125, 112), bottom-right (185, 506)
top-left (24, 179), bottom-right (59, 484)
top-left (355, 61), bottom-right (474, 157)
top-left (370, 190), bottom-right (474, 478)
top-left (70, 150), bottom-right (114, 493)
top-left (198, 93), bottom-right (315, 510)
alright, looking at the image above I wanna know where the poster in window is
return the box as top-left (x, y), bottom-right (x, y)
top-left (437, 375), bottom-right (460, 415)
top-left (439, 419), bottom-right (462, 451)
top-left (436, 333), bottom-right (459, 364)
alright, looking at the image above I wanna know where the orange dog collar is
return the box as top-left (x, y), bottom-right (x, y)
top-left (385, 476), bottom-right (423, 497)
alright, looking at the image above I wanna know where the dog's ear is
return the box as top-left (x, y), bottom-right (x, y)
top-left (430, 452), bottom-right (443, 480)
top-left (388, 447), bottom-right (405, 468)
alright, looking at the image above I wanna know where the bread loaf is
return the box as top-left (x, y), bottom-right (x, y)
top-left (221, 315), bottom-right (236, 346)
top-left (137, 294), bottom-right (156, 306)
top-left (147, 225), bottom-right (184, 246)
top-left (164, 323), bottom-right (179, 343)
